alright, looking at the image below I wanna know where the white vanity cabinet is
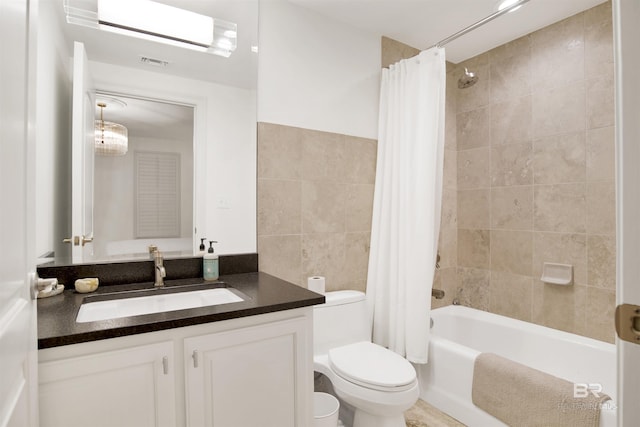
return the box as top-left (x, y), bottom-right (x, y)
top-left (185, 317), bottom-right (309, 427)
top-left (39, 341), bottom-right (176, 427)
top-left (38, 308), bottom-right (314, 427)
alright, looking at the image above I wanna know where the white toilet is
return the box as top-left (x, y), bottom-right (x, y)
top-left (313, 290), bottom-right (419, 427)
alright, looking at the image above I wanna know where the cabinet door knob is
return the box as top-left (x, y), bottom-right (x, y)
top-left (192, 350), bottom-right (199, 368)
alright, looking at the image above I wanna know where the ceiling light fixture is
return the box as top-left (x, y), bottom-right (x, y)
top-left (95, 102), bottom-right (128, 156)
top-left (496, 0), bottom-right (525, 13)
top-left (63, 0), bottom-right (237, 57)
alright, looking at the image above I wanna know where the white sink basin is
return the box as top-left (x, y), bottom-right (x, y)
top-left (76, 287), bottom-right (245, 323)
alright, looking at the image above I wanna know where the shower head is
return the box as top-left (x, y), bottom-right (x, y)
top-left (458, 67), bottom-right (478, 89)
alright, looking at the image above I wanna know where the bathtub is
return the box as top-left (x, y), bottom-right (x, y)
top-left (417, 305), bottom-right (616, 427)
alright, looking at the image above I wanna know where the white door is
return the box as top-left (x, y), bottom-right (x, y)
top-left (0, 0), bottom-right (38, 426)
top-left (70, 41), bottom-right (95, 263)
top-left (613, 0), bottom-right (640, 425)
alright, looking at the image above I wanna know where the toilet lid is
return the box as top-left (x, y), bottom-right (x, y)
top-left (328, 342), bottom-right (416, 392)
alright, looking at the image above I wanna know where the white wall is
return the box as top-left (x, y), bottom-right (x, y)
top-left (257, 0), bottom-right (381, 139)
top-left (82, 61), bottom-right (256, 256)
top-left (35, 0), bottom-right (72, 261)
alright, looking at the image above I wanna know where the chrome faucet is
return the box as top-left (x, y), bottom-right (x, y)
top-left (153, 250), bottom-right (166, 287)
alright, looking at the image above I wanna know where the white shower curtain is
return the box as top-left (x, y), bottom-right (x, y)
top-left (366, 48), bottom-right (446, 364)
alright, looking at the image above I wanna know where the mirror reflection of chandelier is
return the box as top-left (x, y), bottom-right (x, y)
top-left (95, 102), bottom-right (128, 156)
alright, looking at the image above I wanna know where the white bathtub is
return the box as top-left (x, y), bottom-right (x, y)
top-left (417, 305), bottom-right (616, 427)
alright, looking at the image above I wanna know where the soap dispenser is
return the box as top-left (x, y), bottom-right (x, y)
top-left (199, 238), bottom-right (207, 255)
top-left (203, 240), bottom-right (219, 281)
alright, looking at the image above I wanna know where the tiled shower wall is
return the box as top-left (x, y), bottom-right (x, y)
top-left (453, 1), bottom-right (616, 342)
top-left (257, 123), bottom-right (376, 291)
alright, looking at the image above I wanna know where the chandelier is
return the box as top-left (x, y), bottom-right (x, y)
top-left (95, 102), bottom-right (128, 156)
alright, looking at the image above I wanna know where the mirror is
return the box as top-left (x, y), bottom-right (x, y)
top-left (38, 0), bottom-right (258, 265)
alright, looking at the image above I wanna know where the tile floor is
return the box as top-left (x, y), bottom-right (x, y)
top-left (404, 399), bottom-right (466, 427)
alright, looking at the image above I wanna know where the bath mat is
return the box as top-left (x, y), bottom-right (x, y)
top-left (472, 352), bottom-right (610, 427)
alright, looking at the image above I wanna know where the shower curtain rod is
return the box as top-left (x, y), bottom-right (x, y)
top-left (430, 0), bottom-right (531, 49)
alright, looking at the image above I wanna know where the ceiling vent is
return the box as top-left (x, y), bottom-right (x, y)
top-left (139, 56), bottom-right (170, 67)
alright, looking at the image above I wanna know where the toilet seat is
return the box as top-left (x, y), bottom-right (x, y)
top-left (328, 341), bottom-right (416, 392)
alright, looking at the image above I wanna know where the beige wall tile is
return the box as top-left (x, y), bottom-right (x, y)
top-left (301, 129), bottom-right (345, 182)
top-left (438, 226), bottom-right (458, 270)
top-left (488, 35), bottom-right (531, 63)
top-left (344, 232), bottom-right (371, 285)
top-left (490, 50), bottom-right (532, 102)
top-left (257, 179), bottom-right (302, 235)
top-left (458, 189), bottom-right (490, 229)
top-left (490, 95), bottom-right (532, 146)
top-left (457, 147), bottom-right (490, 190)
top-left (490, 230), bottom-right (533, 276)
top-left (586, 76), bottom-right (615, 129)
top-left (302, 233), bottom-right (346, 291)
top-left (458, 229), bottom-right (490, 269)
top-left (490, 142), bottom-right (533, 186)
top-left (456, 63), bottom-right (490, 113)
top-left (530, 30), bottom-right (584, 91)
top-left (258, 235), bottom-right (302, 286)
top-left (490, 271), bottom-right (533, 322)
top-left (446, 68), bottom-right (458, 151)
top-left (586, 126), bottom-right (615, 181)
top-left (533, 132), bottom-right (586, 184)
top-left (491, 186), bottom-right (533, 230)
top-left (532, 282), bottom-right (587, 335)
top-left (530, 13), bottom-right (584, 49)
top-left (532, 82), bottom-right (586, 139)
top-left (381, 36), bottom-right (420, 68)
top-left (343, 135), bottom-right (377, 184)
top-left (584, 4), bottom-right (614, 79)
top-left (257, 122), bottom-right (302, 180)
top-left (345, 184), bottom-right (374, 232)
top-left (443, 149), bottom-right (457, 189)
top-left (584, 0), bottom-right (612, 27)
top-left (585, 287), bottom-right (616, 343)
top-left (586, 181), bottom-right (615, 235)
top-left (456, 107), bottom-right (490, 150)
top-left (587, 234), bottom-right (616, 289)
top-left (456, 267), bottom-right (490, 311)
top-left (534, 183), bottom-right (586, 233)
top-left (438, 187), bottom-right (458, 269)
top-left (533, 232), bottom-right (587, 285)
top-left (302, 181), bottom-right (346, 233)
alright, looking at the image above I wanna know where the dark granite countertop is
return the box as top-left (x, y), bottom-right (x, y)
top-left (38, 272), bottom-right (325, 349)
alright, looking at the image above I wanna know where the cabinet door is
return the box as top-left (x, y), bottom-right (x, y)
top-left (39, 341), bottom-right (175, 427)
top-left (185, 317), bottom-right (310, 427)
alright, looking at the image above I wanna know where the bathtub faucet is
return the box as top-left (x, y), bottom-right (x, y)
top-left (432, 288), bottom-right (445, 299)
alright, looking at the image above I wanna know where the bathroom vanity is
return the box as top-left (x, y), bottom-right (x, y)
top-left (37, 266), bottom-right (324, 427)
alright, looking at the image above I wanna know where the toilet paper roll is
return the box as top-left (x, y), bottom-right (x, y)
top-left (307, 276), bottom-right (326, 294)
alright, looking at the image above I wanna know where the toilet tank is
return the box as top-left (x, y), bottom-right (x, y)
top-left (313, 290), bottom-right (371, 356)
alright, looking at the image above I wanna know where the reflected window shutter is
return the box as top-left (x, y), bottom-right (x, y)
top-left (135, 152), bottom-right (180, 238)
